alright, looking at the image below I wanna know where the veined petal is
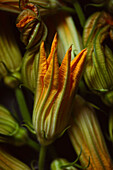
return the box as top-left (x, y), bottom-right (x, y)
top-left (39, 48), bottom-right (59, 130)
top-left (33, 41), bottom-right (47, 122)
top-left (47, 33), bottom-right (58, 66)
top-left (59, 46), bottom-right (72, 92)
top-left (41, 49), bottom-right (59, 136)
top-left (70, 49), bottom-right (87, 95)
top-left (49, 46), bottom-right (72, 136)
top-left (39, 41), bottom-right (47, 78)
top-left (33, 48), bottom-right (59, 144)
top-left (71, 49), bottom-right (87, 72)
top-left (36, 41), bottom-right (47, 94)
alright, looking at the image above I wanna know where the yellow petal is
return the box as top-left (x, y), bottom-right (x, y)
top-left (47, 33), bottom-right (58, 66)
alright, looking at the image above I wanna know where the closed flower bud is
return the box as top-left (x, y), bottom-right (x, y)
top-left (68, 95), bottom-right (113, 169)
top-left (0, 148), bottom-right (30, 170)
top-left (16, 1), bottom-right (48, 50)
top-left (83, 11), bottom-right (113, 106)
top-left (0, 105), bottom-right (28, 146)
top-left (51, 158), bottom-right (77, 170)
top-left (56, 14), bottom-right (83, 64)
top-left (21, 49), bottom-right (40, 92)
top-left (33, 33), bottom-right (87, 145)
top-left (0, 14), bottom-right (22, 88)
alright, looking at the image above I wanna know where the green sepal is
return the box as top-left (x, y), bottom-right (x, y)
top-left (60, 148), bottom-right (90, 169)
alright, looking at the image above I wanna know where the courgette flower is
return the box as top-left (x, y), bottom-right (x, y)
top-left (0, 13), bottom-right (22, 88)
top-left (83, 11), bottom-right (113, 106)
top-left (0, 148), bottom-right (30, 170)
top-left (33, 33), bottom-right (87, 145)
top-left (68, 95), bottom-right (113, 169)
top-left (0, 105), bottom-right (28, 146)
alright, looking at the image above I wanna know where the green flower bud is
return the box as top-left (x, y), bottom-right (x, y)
top-left (68, 95), bottom-right (113, 169)
top-left (0, 13), bottom-right (22, 88)
top-left (51, 158), bottom-right (77, 170)
top-left (0, 148), bottom-right (30, 170)
top-left (21, 49), bottom-right (39, 93)
top-left (83, 11), bottom-right (113, 106)
top-left (0, 105), bottom-right (28, 146)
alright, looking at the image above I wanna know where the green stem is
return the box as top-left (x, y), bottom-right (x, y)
top-left (73, 0), bottom-right (85, 27)
top-left (60, 6), bottom-right (76, 13)
top-left (38, 145), bottom-right (47, 170)
top-left (27, 138), bottom-right (40, 152)
top-left (15, 87), bottom-right (31, 123)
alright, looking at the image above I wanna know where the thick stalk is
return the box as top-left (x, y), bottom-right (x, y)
top-left (38, 145), bottom-right (47, 170)
top-left (15, 87), bottom-right (31, 123)
top-left (73, 0), bottom-right (85, 27)
top-left (27, 138), bottom-right (40, 152)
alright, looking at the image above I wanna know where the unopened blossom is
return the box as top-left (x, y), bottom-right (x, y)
top-left (68, 95), bottom-right (113, 170)
top-left (83, 11), bottom-right (113, 106)
top-left (0, 13), bottom-right (22, 88)
top-left (33, 33), bottom-right (87, 145)
top-left (0, 148), bottom-right (30, 170)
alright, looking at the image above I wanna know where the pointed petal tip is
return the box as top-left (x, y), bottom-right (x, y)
top-left (53, 32), bottom-right (58, 44)
top-left (71, 48), bottom-right (87, 72)
top-left (40, 40), bottom-right (45, 48)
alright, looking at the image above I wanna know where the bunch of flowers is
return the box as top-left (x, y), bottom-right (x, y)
top-left (0, 0), bottom-right (113, 169)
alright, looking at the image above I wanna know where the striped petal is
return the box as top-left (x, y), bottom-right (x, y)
top-left (47, 33), bottom-right (58, 66)
top-left (70, 49), bottom-right (87, 95)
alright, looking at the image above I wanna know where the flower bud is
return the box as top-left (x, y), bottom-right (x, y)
top-left (55, 14), bottom-right (83, 63)
top-left (0, 13), bottom-right (22, 88)
top-left (68, 95), bottom-right (113, 169)
top-left (21, 49), bottom-right (40, 92)
top-left (83, 11), bottom-right (113, 106)
top-left (16, 2), bottom-right (48, 50)
top-left (33, 33), bottom-right (87, 145)
top-left (51, 158), bottom-right (77, 170)
top-left (0, 148), bottom-right (30, 170)
top-left (0, 105), bottom-right (28, 146)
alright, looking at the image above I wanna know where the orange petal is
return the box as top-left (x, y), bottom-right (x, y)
top-left (59, 46), bottom-right (72, 92)
top-left (34, 48), bottom-right (59, 135)
top-left (47, 33), bottom-right (58, 67)
top-left (49, 46), bottom-right (72, 133)
top-left (39, 41), bottom-right (48, 78)
top-left (34, 41), bottom-right (47, 107)
top-left (71, 48), bottom-right (87, 72)
top-left (40, 48), bottom-right (59, 132)
top-left (70, 49), bottom-right (87, 95)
